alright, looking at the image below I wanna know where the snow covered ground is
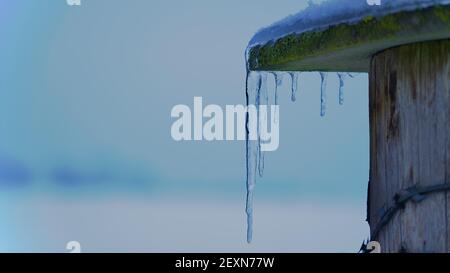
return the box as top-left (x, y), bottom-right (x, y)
top-left (0, 197), bottom-right (368, 253)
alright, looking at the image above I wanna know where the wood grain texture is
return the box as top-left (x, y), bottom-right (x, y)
top-left (369, 40), bottom-right (450, 253)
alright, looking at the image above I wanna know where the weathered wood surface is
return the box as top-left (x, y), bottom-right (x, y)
top-left (248, 5), bottom-right (450, 72)
top-left (369, 40), bottom-right (450, 253)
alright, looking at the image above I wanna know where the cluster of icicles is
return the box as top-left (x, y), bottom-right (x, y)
top-left (244, 70), bottom-right (356, 243)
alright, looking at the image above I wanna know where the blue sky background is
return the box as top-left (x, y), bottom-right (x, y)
top-left (0, 0), bottom-right (369, 252)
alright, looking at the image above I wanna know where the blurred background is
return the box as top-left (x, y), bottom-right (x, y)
top-left (0, 0), bottom-right (369, 252)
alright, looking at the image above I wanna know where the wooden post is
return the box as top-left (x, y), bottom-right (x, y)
top-left (368, 40), bottom-right (450, 253)
top-left (248, 3), bottom-right (450, 251)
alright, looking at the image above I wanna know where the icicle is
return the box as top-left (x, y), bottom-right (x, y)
top-left (289, 72), bottom-right (299, 102)
top-left (337, 72), bottom-right (346, 105)
top-left (257, 73), bottom-right (268, 178)
top-left (271, 72), bottom-right (283, 124)
top-left (319, 72), bottom-right (328, 117)
top-left (255, 74), bottom-right (261, 174)
top-left (245, 70), bottom-right (261, 244)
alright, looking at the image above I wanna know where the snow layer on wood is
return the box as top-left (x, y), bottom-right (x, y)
top-left (249, 0), bottom-right (450, 48)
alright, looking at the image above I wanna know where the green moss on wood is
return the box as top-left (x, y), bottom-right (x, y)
top-left (248, 5), bottom-right (450, 72)
top-left (434, 5), bottom-right (450, 24)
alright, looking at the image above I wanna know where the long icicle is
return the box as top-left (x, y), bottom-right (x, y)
top-left (337, 72), bottom-right (346, 105)
top-left (258, 73), bottom-right (268, 178)
top-left (320, 72), bottom-right (328, 117)
top-left (245, 70), bottom-right (261, 243)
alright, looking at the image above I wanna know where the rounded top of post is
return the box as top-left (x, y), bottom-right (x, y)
top-left (247, 0), bottom-right (450, 72)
